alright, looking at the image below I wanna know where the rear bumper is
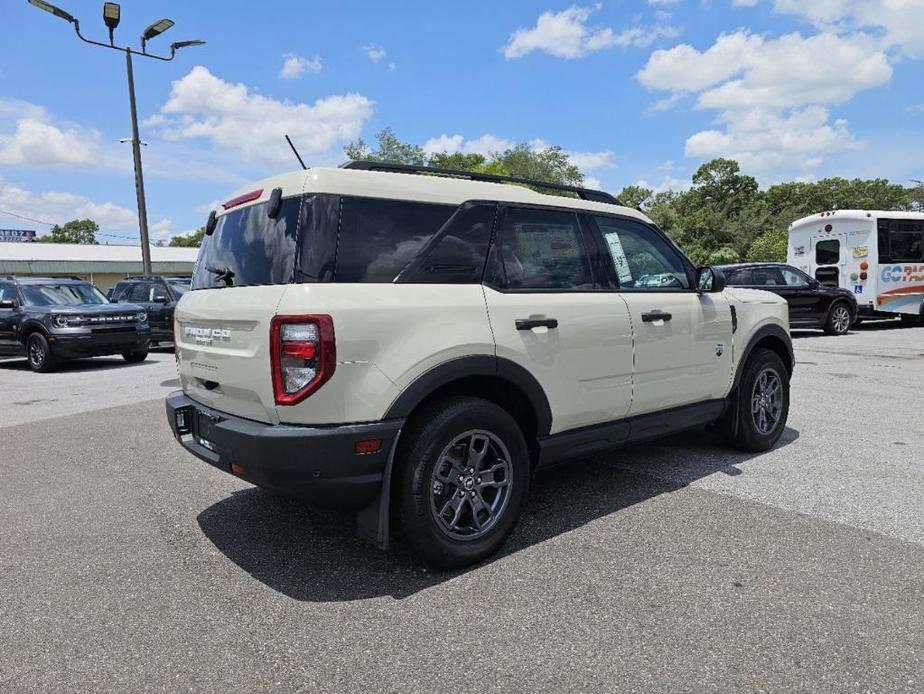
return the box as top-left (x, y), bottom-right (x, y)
top-left (165, 391), bottom-right (402, 509)
top-left (49, 328), bottom-right (150, 358)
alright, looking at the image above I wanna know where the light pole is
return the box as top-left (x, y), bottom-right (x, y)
top-left (27, 1), bottom-right (205, 274)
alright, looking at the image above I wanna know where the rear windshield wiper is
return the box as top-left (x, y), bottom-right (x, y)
top-left (206, 266), bottom-right (235, 286)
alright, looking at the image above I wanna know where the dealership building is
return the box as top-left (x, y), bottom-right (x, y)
top-left (0, 243), bottom-right (199, 293)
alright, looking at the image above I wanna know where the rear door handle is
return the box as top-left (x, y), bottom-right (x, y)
top-left (516, 318), bottom-right (559, 331)
top-left (641, 311), bottom-right (672, 322)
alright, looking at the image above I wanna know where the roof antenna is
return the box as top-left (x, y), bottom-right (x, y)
top-left (285, 134), bottom-right (308, 170)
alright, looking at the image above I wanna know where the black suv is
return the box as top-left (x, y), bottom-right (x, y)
top-left (0, 276), bottom-right (150, 372)
top-left (718, 262), bottom-right (858, 335)
top-left (109, 276), bottom-right (189, 344)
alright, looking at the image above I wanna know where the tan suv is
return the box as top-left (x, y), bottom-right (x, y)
top-left (166, 161), bottom-right (793, 567)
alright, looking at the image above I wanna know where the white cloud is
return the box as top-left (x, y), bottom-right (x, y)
top-left (0, 179), bottom-right (137, 232)
top-left (637, 30), bottom-right (891, 177)
top-left (684, 106), bottom-right (861, 176)
top-left (279, 53), bottom-right (322, 79)
top-left (147, 66), bottom-right (374, 166)
top-left (633, 176), bottom-right (691, 193)
top-left (566, 149), bottom-right (616, 170)
top-left (731, 0), bottom-right (759, 6)
top-left (583, 176), bottom-right (603, 189)
top-left (422, 133), bottom-right (515, 156)
top-left (502, 5), bottom-right (677, 59)
top-left (0, 99), bottom-right (107, 169)
top-left (768, 0), bottom-right (924, 57)
top-left (363, 44), bottom-right (387, 63)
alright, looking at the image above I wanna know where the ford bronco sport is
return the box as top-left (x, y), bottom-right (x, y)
top-left (166, 161), bottom-right (793, 567)
top-left (0, 276), bottom-right (150, 372)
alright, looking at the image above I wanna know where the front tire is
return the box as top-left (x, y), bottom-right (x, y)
top-left (397, 397), bottom-right (530, 568)
top-left (824, 302), bottom-right (853, 335)
top-left (726, 348), bottom-right (790, 452)
top-left (26, 333), bottom-right (57, 373)
top-left (122, 349), bottom-right (148, 363)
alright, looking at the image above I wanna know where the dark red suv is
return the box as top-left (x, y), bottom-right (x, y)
top-left (718, 263), bottom-right (857, 335)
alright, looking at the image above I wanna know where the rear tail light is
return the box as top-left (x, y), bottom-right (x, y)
top-left (270, 315), bottom-right (335, 405)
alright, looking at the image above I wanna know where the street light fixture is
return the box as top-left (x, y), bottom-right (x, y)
top-left (141, 18), bottom-right (173, 53)
top-left (26, 1), bottom-right (205, 274)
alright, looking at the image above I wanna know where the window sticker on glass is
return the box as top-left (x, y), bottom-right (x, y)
top-left (603, 231), bottom-right (633, 284)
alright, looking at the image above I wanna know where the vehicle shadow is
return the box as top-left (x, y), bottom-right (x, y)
top-left (0, 356), bottom-right (155, 372)
top-left (197, 426), bottom-right (800, 602)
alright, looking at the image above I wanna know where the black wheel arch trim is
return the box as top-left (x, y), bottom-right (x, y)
top-left (732, 323), bottom-right (794, 391)
top-left (383, 355), bottom-right (553, 437)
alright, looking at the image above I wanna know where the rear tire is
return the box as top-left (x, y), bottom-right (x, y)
top-left (725, 348), bottom-right (790, 452)
top-left (122, 350), bottom-right (148, 363)
top-left (823, 302), bottom-right (853, 335)
top-left (397, 397), bottom-right (530, 568)
top-left (26, 333), bottom-right (57, 373)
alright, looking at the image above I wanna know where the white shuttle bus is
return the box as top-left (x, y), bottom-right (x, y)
top-left (788, 210), bottom-right (924, 324)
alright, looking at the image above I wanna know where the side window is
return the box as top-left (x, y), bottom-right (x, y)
top-left (815, 239), bottom-right (840, 265)
top-left (726, 269), bottom-right (752, 286)
top-left (591, 216), bottom-right (690, 289)
top-left (751, 267), bottom-right (786, 286)
top-left (890, 225), bottom-right (924, 262)
top-left (0, 282), bottom-right (17, 303)
top-left (396, 203), bottom-right (496, 284)
top-left (781, 268), bottom-right (809, 287)
top-left (495, 207), bottom-right (593, 290)
top-left (336, 197), bottom-right (456, 283)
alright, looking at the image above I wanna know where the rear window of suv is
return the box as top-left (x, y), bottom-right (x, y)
top-left (192, 198), bottom-right (300, 289)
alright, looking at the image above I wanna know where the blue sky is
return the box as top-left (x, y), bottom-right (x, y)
top-left (1, 0), bottom-right (923, 244)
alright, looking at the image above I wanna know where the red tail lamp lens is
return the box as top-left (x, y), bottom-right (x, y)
top-left (270, 315), bottom-right (336, 406)
top-left (824, 224), bottom-right (833, 232)
top-left (860, 272), bottom-right (868, 281)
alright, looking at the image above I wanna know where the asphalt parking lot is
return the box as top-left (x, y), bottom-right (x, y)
top-left (1, 327), bottom-right (922, 693)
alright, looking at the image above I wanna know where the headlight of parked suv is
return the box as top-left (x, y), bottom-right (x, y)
top-left (53, 314), bottom-right (75, 328)
top-left (137, 311), bottom-right (148, 323)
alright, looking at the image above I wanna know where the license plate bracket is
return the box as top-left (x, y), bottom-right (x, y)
top-left (195, 411), bottom-right (218, 451)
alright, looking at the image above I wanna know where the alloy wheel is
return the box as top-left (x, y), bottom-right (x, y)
top-left (751, 368), bottom-right (783, 435)
top-left (832, 306), bottom-right (851, 334)
top-left (429, 429), bottom-right (513, 541)
top-left (28, 337), bottom-right (45, 368)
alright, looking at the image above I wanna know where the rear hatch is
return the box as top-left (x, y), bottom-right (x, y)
top-left (176, 188), bottom-right (301, 423)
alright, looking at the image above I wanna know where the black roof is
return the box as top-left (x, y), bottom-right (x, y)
top-left (341, 160), bottom-right (621, 205)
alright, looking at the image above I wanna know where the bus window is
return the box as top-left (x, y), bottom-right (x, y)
top-left (816, 239), bottom-right (840, 265)
top-left (879, 219), bottom-right (924, 262)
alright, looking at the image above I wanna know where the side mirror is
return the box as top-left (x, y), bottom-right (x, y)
top-left (0, 299), bottom-right (18, 309)
top-left (808, 278), bottom-right (820, 289)
top-left (696, 266), bottom-right (726, 293)
top-left (153, 296), bottom-right (169, 304)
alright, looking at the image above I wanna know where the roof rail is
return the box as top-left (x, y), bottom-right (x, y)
top-left (340, 160), bottom-right (622, 205)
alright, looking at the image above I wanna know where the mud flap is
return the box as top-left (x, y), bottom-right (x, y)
top-left (356, 428), bottom-right (402, 550)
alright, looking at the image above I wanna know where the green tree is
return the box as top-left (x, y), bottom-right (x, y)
top-left (747, 227), bottom-right (789, 262)
top-left (616, 185), bottom-right (653, 210)
top-left (169, 227), bottom-right (207, 247)
top-left (344, 126), bottom-right (427, 165)
top-left (40, 218), bottom-right (98, 244)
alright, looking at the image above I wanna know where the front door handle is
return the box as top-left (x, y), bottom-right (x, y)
top-left (516, 317), bottom-right (559, 331)
top-left (641, 310), bottom-right (672, 322)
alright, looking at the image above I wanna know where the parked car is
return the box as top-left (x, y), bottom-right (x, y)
top-left (165, 161), bottom-right (794, 568)
top-left (0, 276), bottom-right (149, 372)
top-left (718, 262), bottom-right (858, 335)
top-left (110, 276), bottom-right (190, 344)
